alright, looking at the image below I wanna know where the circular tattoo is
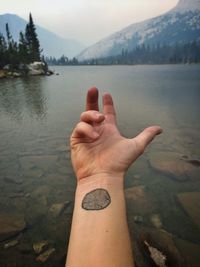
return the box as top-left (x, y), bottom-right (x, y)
top-left (82, 188), bottom-right (111, 210)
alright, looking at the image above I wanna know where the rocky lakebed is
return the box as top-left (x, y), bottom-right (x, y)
top-left (0, 143), bottom-right (199, 267)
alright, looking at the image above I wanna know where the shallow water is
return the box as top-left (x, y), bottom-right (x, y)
top-left (0, 65), bottom-right (200, 266)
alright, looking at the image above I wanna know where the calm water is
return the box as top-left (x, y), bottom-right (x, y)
top-left (0, 65), bottom-right (200, 266)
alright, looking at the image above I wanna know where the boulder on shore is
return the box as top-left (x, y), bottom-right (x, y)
top-left (0, 61), bottom-right (53, 78)
top-left (28, 61), bottom-right (46, 75)
top-left (0, 70), bottom-right (7, 78)
top-left (0, 69), bottom-right (22, 78)
top-left (28, 61), bottom-right (53, 76)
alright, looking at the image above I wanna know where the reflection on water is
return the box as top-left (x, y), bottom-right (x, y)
top-left (0, 77), bottom-right (47, 121)
top-left (0, 65), bottom-right (200, 267)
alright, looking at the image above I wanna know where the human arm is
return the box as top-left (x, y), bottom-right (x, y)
top-left (65, 87), bottom-right (162, 267)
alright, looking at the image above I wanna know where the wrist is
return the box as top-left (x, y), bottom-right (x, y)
top-left (76, 174), bottom-right (124, 194)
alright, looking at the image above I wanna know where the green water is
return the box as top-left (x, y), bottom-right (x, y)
top-left (0, 65), bottom-right (200, 266)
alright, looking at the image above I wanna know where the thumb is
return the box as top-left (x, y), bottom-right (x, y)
top-left (134, 126), bottom-right (163, 154)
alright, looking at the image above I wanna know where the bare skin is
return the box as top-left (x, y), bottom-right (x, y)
top-left (66, 87), bottom-right (162, 267)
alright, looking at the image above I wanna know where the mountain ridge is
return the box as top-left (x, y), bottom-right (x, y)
top-left (171, 0), bottom-right (200, 12)
top-left (78, 0), bottom-right (200, 61)
top-left (0, 13), bottom-right (85, 58)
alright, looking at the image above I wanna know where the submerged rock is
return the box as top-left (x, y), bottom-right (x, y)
top-left (4, 176), bottom-right (23, 185)
top-left (0, 213), bottom-right (26, 241)
top-left (176, 192), bottom-right (200, 228)
top-left (18, 242), bottom-right (32, 254)
top-left (45, 174), bottom-right (67, 183)
top-left (33, 240), bottom-right (49, 254)
top-left (31, 185), bottom-right (50, 206)
top-left (9, 193), bottom-right (25, 198)
top-left (57, 166), bottom-right (70, 175)
top-left (36, 248), bottom-right (55, 263)
top-left (185, 159), bottom-right (200, 167)
top-left (20, 155), bottom-right (58, 173)
top-left (134, 215), bottom-right (144, 224)
top-left (4, 239), bottom-right (18, 249)
top-left (133, 174), bottom-right (141, 180)
top-left (138, 230), bottom-right (185, 267)
top-left (175, 238), bottom-right (200, 267)
top-left (125, 185), bottom-right (153, 215)
top-left (56, 144), bottom-right (67, 152)
top-left (148, 152), bottom-right (200, 181)
top-left (143, 239), bottom-right (167, 267)
top-left (125, 185), bottom-right (146, 200)
top-left (49, 201), bottom-right (71, 217)
top-left (150, 214), bottom-right (163, 229)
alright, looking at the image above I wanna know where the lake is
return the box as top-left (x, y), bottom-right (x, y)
top-left (0, 65), bottom-right (200, 266)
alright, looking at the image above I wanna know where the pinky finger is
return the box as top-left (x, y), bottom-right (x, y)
top-left (72, 122), bottom-right (99, 140)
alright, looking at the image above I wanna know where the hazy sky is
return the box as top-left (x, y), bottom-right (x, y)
top-left (1, 0), bottom-right (179, 45)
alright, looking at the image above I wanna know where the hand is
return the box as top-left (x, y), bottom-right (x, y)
top-left (70, 87), bottom-right (162, 182)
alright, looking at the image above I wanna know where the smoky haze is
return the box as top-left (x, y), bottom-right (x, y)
top-left (1, 0), bottom-right (179, 45)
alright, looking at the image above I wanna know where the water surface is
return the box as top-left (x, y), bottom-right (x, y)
top-left (0, 65), bottom-right (200, 266)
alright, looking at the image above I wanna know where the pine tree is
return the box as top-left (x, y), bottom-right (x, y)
top-left (0, 14), bottom-right (45, 70)
top-left (25, 13), bottom-right (41, 62)
top-left (18, 31), bottom-right (29, 64)
top-left (5, 23), bottom-right (12, 44)
top-left (5, 23), bottom-right (19, 69)
top-left (0, 33), bottom-right (7, 68)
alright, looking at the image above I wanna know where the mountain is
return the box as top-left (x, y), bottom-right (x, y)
top-left (0, 14), bottom-right (85, 58)
top-left (78, 0), bottom-right (200, 61)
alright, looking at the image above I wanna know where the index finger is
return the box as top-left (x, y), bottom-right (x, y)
top-left (86, 87), bottom-right (99, 111)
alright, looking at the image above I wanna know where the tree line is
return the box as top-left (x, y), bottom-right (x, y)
top-left (45, 41), bottom-right (200, 66)
top-left (45, 55), bottom-right (79, 66)
top-left (81, 42), bottom-right (200, 65)
top-left (2, 14), bottom-right (198, 68)
top-left (0, 13), bottom-right (41, 70)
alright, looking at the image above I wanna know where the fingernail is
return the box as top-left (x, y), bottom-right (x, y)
top-left (95, 113), bottom-right (104, 120)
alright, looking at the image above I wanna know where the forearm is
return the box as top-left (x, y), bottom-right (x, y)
top-left (66, 175), bottom-right (134, 267)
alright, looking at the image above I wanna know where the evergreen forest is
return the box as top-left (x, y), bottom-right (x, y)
top-left (0, 13), bottom-right (41, 70)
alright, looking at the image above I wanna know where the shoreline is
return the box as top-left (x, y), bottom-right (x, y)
top-left (0, 69), bottom-right (54, 79)
top-left (1, 63), bottom-right (199, 79)
top-left (47, 62), bottom-right (200, 67)
top-left (0, 61), bottom-right (54, 79)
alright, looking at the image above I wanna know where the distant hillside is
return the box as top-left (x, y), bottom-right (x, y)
top-left (0, 14), bottom-right (85, 58)
top-left (78, 0), bottom-right (200, 61)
